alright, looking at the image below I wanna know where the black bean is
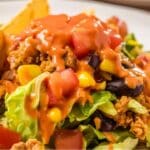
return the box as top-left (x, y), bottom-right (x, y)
top-left (94, 69), bottom-right (104, 83)
top-left (127, 85), bottom-right (143, 97)
top-left (106, 79), bottom-right (143, 97)
top-left (92, 111), bottom-right (116, 132)
top-left (106, 79), bottom-right (124, 93)
top-left (88, 54), bottom-right (100, 69)
top-left (101, 118), bottom-right (116, 132)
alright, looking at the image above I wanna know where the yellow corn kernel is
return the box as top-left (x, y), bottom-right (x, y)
top-left (17, 64), bottom-right (41, 85)
top-left (78, 71), bottom-right (96, 88)
top-left (100, 59), bottom-right (116, 74)
top-left (95, 81), bottom-right (106, 90)
top-left (47, 107), bottom-right (62, 123)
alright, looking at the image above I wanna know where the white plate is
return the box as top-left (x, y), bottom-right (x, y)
top-left (103, 0), bottom-right (150, 8)
top-left (0, 0), bottom-right (150, 50)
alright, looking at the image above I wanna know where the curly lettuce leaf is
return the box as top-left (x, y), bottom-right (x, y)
top-left (5, 72), bottom-right (50, 140)
top-left (69, 91), bottom-right (116, 122)
top-left (94, 137), bottom-right (138, 150)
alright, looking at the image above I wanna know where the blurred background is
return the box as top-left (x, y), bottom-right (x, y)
top-left (0, 0), bottom-right (150, 10)
top-left (96, 0), bottom-right (150, 10)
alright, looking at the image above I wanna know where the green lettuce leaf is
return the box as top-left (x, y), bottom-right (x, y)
top-left (98, 101), bottom-right (117, 116)
top-left (69, 91), bottom-right (116, 122)
top-left (94, 137), bottom-right (138, 150)
top-left (112, 129), bottom-right (134, 142)
top-left (5, 72), bottom-right (50, 140)
top-left (122, 33), bottom-right (142, 60)
top-left (79, 124), bottom-right (134, 149)
top-left (79, 125), bottom-right (105, 147)
top-left (127, 99), bottom-right (148, 114)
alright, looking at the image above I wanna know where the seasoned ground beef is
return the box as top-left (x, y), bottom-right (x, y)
top-left (115, 111), bottom-right (134, 127)
top-left (11, 139), bottom-right (43, 150)
top-left (40, 60), bottom-right (56, 72)
top-left (8, 36), bottom-right (77, 74)
top-left (1, 70), bottom-right (16, 81)
top-left (130, 116), bottom-right (147, 140)
top-left (64, 46), bottom-right (77, 70)
top-left (115, 96), bottom-right (130, 114)
top-left (114, 95), bottom-right (149, 140)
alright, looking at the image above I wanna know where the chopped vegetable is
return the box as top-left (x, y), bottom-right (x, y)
top-left (0, 126), bottom-right (21, 149)
top-left (78, 71), bottom-right (96, 88)
top-left (94, 137), bottom-right (138, 150)
top-left (17, 65), bottom-right (41, 85)
top-left (100, 59), bottom-right (116, 74)
top-left (60, 69), bottom-right (79, 96)
top-left (109, 32), bottom-right (122, 49)
top-left (47, 107), bottom-right (62, 123)
top-left (122, 33), bottom-right (142, 60)
top-left (5, 72), bottom-right (50, 140)
top-left (79, 125), bottom-right (134, 149)
top-left (127, 99), bottom-right (148, 114)
top-left (69, 91), bottom-right (116, 122)
top-left (54, 129), bottom-right (83, 149)
top-left (98, 101), bottom-right (117, 116)
top-left (95, 81), bottom-right (106, 90)
top-left (79, 125), bottom-right (105, 147)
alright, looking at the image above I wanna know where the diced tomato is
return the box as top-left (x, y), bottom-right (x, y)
top-left (107, 16), bottom-right (128, 38)
top-left (71, 30), bottom-right (92, 59)
top-left (55, 129), bottom-right (83, 150)
top-left (61, 69), bottom-right (79, 96)
top-left (50, 72), bottom-right (64, 101)
top-left (46, 69), bottom-right (79, 106)
top-left (134, 53), bottom-right (150, 69)
top-left (0, 126), bottom-right (21, 149)
top-left (71, 29), bottom-right (109, 59)
top-left (46, 72), bottom-right (64, 107)
top-left (109, 32), bottom-right (122, 49)
top-left (45, 78), bottom-right (58, 106)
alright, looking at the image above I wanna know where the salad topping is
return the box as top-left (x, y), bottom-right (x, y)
top-left (0, 11), bottom-right (150, 150)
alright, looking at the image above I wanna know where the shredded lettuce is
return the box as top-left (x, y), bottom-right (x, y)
top-left (112, 130), bottom-right (134, 142)
top-left (94, 137), bottom-right (138, 150)
top-left (5, 72), bottom-right (50, 140)
top-left (122, 33), bottom-right (142, 60)
top-left (79, 124), bottom-right (134, 149)
top-left (79, 125), bottom-right (105, 147)
top-left (69, 91), bottom-right (116, 122)
top-left (98, 101), bottom-right (117, 116)
top-left (127, 99), bottom-right (148, 114)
